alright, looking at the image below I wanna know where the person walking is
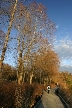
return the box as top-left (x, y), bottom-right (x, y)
top-left (47, 85), bottom-right (50, 94)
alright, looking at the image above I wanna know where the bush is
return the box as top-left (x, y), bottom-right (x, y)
top-left (0, 81), bottom-right (17, 108)
top-left (59, 85), bottom-right (72, 107)
top-left (0, 81), bottom-right (45, 108)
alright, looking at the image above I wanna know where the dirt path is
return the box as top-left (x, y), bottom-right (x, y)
top-left (35, 90), bottom-right (65, 108)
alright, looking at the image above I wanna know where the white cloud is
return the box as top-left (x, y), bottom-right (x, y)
top-left (54, 38), bottom-right (72, 59)
top-left (59, 65), bottom-right (72, 73)
top-left (56, 25), bottom-right (58, 28)
top-left (53, 36), bottom-right (72, 72)
top-left (55, 43), bottom-right (72, 58)
top-left (54, 30), bottom-right (72, 72)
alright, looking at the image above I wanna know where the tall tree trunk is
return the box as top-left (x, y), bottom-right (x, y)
top-left (30, 72), bottom-right (34, 84)
top-left (17, 51), bottom-right (23, 84)
top-left (17, 37), bottom-right (25, 84)
top-left (17, 37), bottom-right (22, 84)
top-left (22, 70), bottom-right (25, 83)
top-left (0, 0), bottom-right (18, 72)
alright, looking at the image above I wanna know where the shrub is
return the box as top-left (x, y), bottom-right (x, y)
top-left (0, 81), bottom-right (45, 108)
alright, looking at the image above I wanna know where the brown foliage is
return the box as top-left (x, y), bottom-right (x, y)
top-left (1, 63), bottom-right (17, 80)
top-left (33, 48), bottom-right (60, 78)
top-left (57, 72), bottom-right (72, 107)
top-left (59, 85), bottom-right (72, 107)
top-left (0, 81), bottom-right (17, 108)
top-left (0, 81), bottom-right (45, 108)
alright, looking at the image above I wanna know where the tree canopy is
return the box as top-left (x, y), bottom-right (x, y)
top-left (0, 0), bottom-right (59, 84)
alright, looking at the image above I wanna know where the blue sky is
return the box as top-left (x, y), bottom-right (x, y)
top-left (36, 0), bottom-right (72, 33)
top-left (1, 0), bottom-right (72, 72)
top-left (36, 0), bottom-right (72, 72)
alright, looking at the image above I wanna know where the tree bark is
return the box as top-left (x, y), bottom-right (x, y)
top-left (30, 72), bottom-right (34, 84)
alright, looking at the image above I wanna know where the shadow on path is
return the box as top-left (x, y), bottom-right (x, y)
top-left (34, 99), bottom-right (44, 108)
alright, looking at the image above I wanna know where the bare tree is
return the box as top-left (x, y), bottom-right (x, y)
top-left (14, 1), bottom-right (56, 84)
top-left (0, 0), bottom-right (18, 72)
top-left (0, 1), bottom-right (56, 85)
